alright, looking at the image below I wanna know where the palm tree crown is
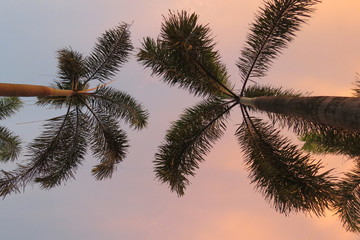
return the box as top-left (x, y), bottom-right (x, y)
top-left (138, 0), bottom-right (359, 233)
top-left (0, 23), bottom-right (148, 196)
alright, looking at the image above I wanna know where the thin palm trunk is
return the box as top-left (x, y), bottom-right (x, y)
top-left (240, 96), bottom-right (360, 132)
top-left (0, 83), bottom-right (73, 97)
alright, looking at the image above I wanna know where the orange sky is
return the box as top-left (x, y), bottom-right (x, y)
top-left (0, 1), bottom-right (359, 240)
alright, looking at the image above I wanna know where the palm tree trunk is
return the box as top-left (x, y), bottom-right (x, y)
top-left (240, 96), bottom-right (360, 132)
top-left (0, 83), bottom-right (73, 97)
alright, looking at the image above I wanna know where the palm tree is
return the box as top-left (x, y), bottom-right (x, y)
top-left (0, 23), bottom-right (148, 197)
top-left (137, 0), bottom-right (359, 233)
top-left (0, 97), bottom-right (22, 162)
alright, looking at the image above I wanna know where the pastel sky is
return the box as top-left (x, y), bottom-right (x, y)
top-left (1, 1), bottom-right (359, 240)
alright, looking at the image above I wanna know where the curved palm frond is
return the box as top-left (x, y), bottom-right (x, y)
top-left (238, 0), bottom-right (321, 95)
top-left (236, 114), bottom-right (335, 216)
top-left (333, 168), bottom-right (360, 233)
top-left (92, 86), bottom-right (149, 130)
top-left (85, 106), bottom-right (129, 180)
top-left (33, 106), bottom-right (88, 189)
top-left (84, 23), bottom-right (133, 84)
top-left (0, 105), bottom-right (87, 196)
top-left (155, 98), bottom-right (236, 196)
top-left (137, 11), bottom-right (235, 99)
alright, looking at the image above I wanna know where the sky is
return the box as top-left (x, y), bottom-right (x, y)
top-left (0, 0), bottom-right (360, 239)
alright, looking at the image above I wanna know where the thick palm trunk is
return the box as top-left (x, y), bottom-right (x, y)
top-left (0, 83), bottom-right (73, 97)
top-left (240, 96), bottom-right (360, 132)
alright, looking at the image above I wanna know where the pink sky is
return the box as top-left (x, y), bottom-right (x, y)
top-left (0, 1), bottom-right (359, 239)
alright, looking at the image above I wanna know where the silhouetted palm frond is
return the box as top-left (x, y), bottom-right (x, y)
top-left (239, 0), bottom-right (321, 95)
top-left (155, 98), bottom-right (236, 195)
top-left (0, 105), bottom-right (87, 194)
top-left (84, 23), bottom-right (133, 84)
top-left (33, 107), bottom-right (88, 189)
top-left (333, 168), bottom-right (360, 232)
top-left (86, 106), bottom-right (129, 180)
top-left (236, 115), bottom-right (335, 216)
top-left (92, 86), bottom-right (149, 130)
top-left (138, 11), bottom-right (235, 99)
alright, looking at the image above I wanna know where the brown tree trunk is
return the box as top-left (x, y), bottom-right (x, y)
top-left (240, 96), bottom-right (360, 132)
top-left (0, 83), bottom-right (73, 97)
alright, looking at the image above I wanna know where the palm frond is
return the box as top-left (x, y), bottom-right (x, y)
top-left (236, 114), bottom-right (335, 216)
top-left (85, 106), bottom-right (129, 180)
top-left (238, 0), bottom-right (321, 95)
top-left (0, 126), bottom-right (21, 162)
top-left (0, 105), bottom-right (86, 196)
top-left (33, 106), bottom-right (88, 189)
top-left (36, 95), bottom-right (71, 109)
top-left (333, 168), bottom-right (360, 233)
top-left (301, 130), bottom-right (360, 158)
top-left (155, 98), bottom-right (236, 196)
top-left (57, 47), bottom-right (86, 88)
top-left (84, 23), bottom-right (133, 84)
top-left (92, 86), bottom-right (149, 130)
top-left (137, 11), bottom-right (235, 99)
top-left (0, 97), bottom-right (22, 120)
top-left (0, 97), bottom-right (22, 162)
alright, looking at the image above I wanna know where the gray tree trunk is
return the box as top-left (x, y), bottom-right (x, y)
top-left (240, 96), bottom-right (360, 132)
